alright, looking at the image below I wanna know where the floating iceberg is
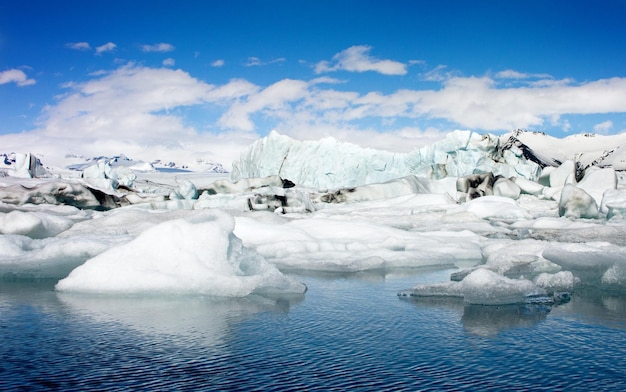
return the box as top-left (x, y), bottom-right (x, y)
top-left (56, 210), bottom-right (306, 296)
top-left (400, 268), bottom-right (566, 306)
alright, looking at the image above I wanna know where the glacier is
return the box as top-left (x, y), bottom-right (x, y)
top-left (231, 130), bottom-right (542, 190)
top-left (1, 129), bottom-right (626, 303)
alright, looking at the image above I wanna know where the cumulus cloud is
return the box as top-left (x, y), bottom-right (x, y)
top-left (95, 42), bottom-right (117, 55)
top-left (65, 42), bottom-right (91, 51)
top-left (0, 69), bottom-right (36, 86)
top-left (40, 64), bottom-right (215, 139)
top-left (216, 74), bottom-right (626, 135)
top-left (3, 64), bottom-right (262, 167)
top-left (211, 59), bottom-right (225, 67)
top-left (141, 42), bottom-right (175, 52)
top-left (315, 45), bottom-right (407, 75)
top-left (593, 120), bottom-right (613, 134)
top-left (5, 61), bottom-right (626, 169)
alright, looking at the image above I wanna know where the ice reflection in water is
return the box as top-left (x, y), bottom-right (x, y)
top-left (2, 271), bottom-right (626, 391)
top-left (56, 291), bottom-right (305, 347)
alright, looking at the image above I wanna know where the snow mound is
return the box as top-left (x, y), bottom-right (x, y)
top-left (55, 210), bottom-right (306, 296)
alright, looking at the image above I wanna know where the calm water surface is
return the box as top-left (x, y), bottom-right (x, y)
top-left (2, 268), bottom-right (626, 391)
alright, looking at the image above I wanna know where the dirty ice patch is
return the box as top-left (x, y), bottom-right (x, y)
top-left (56, 210), bottom-right (306, 296)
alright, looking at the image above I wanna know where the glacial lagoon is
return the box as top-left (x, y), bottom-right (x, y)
top-left (2, 268), bottom-right (626, 391)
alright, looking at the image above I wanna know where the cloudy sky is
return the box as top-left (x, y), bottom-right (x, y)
top-left (1, 0), bottom-right (625, 168)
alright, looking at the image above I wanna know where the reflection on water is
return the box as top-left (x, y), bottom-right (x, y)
top-left (401, 288), bottom-right (626, 336)
top-left (2, 271), bottom-right (626, 391)
top-left (552, 288), bottom-right (626, 330)
top-left (399, 296), bottom-right (553, 336)
top-left (462, 303), bottom-right (552, 336)
top-left (56, 292), bottom-right (305, 347)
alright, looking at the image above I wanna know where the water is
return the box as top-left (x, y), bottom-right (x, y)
top-left (2, 268), bottom-right (626, 391)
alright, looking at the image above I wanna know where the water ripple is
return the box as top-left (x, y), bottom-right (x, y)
top-left (2, 275), bottom-right (626, 391)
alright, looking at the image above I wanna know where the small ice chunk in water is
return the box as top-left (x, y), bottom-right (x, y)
top-left (461, 269), bottom-right (544, 305)
top-left (534, 271), bottom-right (578, 292)
top-left (401, 268), bottom-right (548, 306)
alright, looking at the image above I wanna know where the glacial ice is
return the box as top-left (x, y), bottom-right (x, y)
top-left (2, 129), bottom-right (626, 303)
top-left (0, 152), bottom-right (48, 178)
top-left (56, 210), bottom-right (306, 296)
top-left (559, 184), bottom-right (598, 219)
top-left (402, 268), bottom-right (547, 305)
top-left (231, 130), bottom-right (542, 190)
top-left (234, 214), bottom-right (483, 271)
top-left (577, 167), bottom-right (618, 206)
top-left (0, 210), bottom-right (74, 239)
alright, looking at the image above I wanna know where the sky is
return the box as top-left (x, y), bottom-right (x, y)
top-left (1, 0), bottom-right (626, 168)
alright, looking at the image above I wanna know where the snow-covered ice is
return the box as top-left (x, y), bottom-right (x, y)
top-left (2, 129), bottom-right (626, 303)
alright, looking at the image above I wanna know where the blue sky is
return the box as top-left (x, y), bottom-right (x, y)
top-left (1, 0), bottom-right (626, 166)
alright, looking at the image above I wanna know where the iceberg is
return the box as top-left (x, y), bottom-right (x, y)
top-left (231, 130), bottom-right (542, 190)
top-left (400, 268), bottom-right (553, 306)
top-left (558, 184), bottom-right (599, 219)
top-left (0, 152), bottom-right (49, 178)
top-left (56, 210), bottom-right (306, 296)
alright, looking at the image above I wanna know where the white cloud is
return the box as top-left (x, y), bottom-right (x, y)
top-left (593, 120), bottom-right (613, 134)
top-left (315, 45), bottom-right (407, 76)
top-left (420, 65), bottom-right (459, 82)
top-left (141, 43), bottom-right (175, 52)
top-left (244, 57), bottom-right (286, 67)
top-left (65, 42), bottom-right (91, 51)
top-left (40, 64), bottom-right (215, 139)
top-left (18, 64), bottom-right (269, 167)
top-left (562, 120), bottom-right (572, 132)
top-left (162, 58), bottom-right (175, 67)
top-left (0, 69), bottom-right (36, 86)
top-left (95, 42), bottom-right (117, 55)
top-left (6, 62), bottom-right (626, 170)
top-left (211, 59), bottom-right (225, 67)
top-left (215, 74), bottom-right (626, 135)
top-left (495, 69), bottom-right (552, 79)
